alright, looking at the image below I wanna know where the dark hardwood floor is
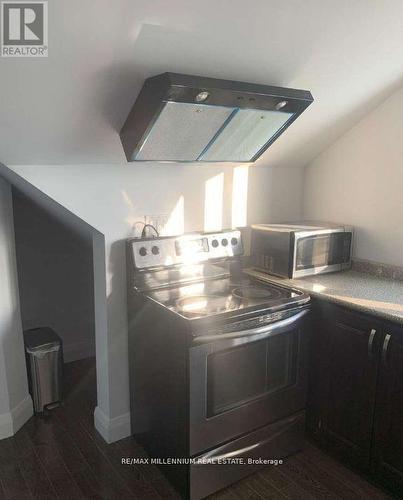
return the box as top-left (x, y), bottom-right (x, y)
top-left (0, 359), bottom-right (396, 499)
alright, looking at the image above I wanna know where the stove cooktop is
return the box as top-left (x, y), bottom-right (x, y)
top-left (146, 275), bottom-right (309, 320)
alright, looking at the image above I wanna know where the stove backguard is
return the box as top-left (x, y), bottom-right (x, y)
top-left (128, 229), bottom-right (244, 293)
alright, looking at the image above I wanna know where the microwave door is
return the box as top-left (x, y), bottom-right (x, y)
top-left (292, 232), bottom-right (348, 278)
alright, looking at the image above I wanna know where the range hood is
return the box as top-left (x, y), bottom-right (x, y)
top-left (120, 73), bottom-right (313, 163)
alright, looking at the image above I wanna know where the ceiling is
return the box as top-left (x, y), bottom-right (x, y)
top-left (1, 0), bottom-right (403, 167)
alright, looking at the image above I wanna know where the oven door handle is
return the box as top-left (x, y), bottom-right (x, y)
top-left (193, 308), bottom-right (309, 343)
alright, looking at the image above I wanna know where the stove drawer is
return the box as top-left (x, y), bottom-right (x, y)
top-left (189, 311), bottom-right (310, 455)
top-left (190, 411), bottom-right (305, 500)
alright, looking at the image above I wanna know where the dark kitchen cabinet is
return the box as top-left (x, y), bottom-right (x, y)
top-left (372, 323), bottom-right (403, 494)
top-left (308, 300), bottom-right (403, 494)
top-left (306, 307), bottom-right (326, 439)
top-left (308, 302), bottom-right (383, 470)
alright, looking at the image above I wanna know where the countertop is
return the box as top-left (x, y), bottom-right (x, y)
top-left (245, 268), bottom-right (403, 325)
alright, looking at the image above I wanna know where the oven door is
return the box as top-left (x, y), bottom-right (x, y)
top-left (189, 309), bottom-right (310, 455)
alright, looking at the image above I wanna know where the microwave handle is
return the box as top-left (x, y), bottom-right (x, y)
top-left (193, 308), bottom-right (309, 343)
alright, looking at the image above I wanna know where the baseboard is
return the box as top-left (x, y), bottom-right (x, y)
top-left (94, 406), bottom-right (131, 444)
top-left (0, 411), bottom-right (13, 439)
top-left (63, 339), bottom-right (95, 363)
top-left (0, 394), bottom-right (33, 440)
top-left (11, 394), bottom-right (33, 433)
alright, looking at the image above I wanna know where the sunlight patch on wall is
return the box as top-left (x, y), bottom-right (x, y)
top-left (232, 165), bottom-right (249, 228)
top-left (161, 195), bottom-right (185, 236)
top-left (204, 173), bottom-right (224, 232)
top-left (121, 189), bottom-right (138, 227)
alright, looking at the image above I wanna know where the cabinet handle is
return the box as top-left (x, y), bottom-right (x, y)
top-left (382, 333), bottom-right (392, 367)
top-left (368, 329), bottom-right (377, 358)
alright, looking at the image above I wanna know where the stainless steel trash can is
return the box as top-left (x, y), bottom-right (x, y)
top-left (23, 327), bottom-right (63, 413)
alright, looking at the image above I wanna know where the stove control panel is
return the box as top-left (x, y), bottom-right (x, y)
top-left (130, 230), bottom-right (243, 269)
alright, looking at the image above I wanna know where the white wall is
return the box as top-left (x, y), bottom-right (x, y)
top-left (0, 177), bottom-right (33, 438)
top-left (7, 164), bottom-right (304, 235)
top-left (12, 190), bottom-right (95, 362)
top-left (303, 83), bottom-right (403, 267)
top-left (2, 162), bottom-right (303, 442)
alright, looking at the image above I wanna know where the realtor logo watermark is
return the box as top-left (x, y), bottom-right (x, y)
top-left (1, 1), bottom-right (48, 57)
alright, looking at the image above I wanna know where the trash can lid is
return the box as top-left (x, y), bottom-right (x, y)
top-left (23, 327), bottom-right (62, 352)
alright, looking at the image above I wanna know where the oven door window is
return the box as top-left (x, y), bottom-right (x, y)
top-left (206, 332), bottom-right (297, 417)
top-left (295, 232), bottom-right (351, 270)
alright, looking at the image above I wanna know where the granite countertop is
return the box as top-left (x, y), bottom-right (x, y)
top-left (245, 268), bottom-right (403, 325)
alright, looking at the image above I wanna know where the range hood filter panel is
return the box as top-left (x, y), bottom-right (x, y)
top-left (135, 102), bottom-right (234, 162)
top-left (200, 108), bottom-right (293, 162)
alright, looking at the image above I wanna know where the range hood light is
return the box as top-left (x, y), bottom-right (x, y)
top-left (195, 91), bottom-right (210, 102)
top-left (275, 100), bottom-right (288, 110)
top-left (120, 73), bottom-right (313, 163)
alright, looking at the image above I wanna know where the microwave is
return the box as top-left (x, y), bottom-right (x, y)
top-left (250, 222), bottom-right (353, 279)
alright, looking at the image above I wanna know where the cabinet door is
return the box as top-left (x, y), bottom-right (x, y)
top-left (306, 302), bottom-right (328, 439)
top-left (373, 325), bottom-right (403, 493)
top-left (319, 306), bottom-right (382, 469)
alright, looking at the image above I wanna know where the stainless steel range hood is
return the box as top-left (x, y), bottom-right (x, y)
top-left (120, 73), bottom-right (313, 163)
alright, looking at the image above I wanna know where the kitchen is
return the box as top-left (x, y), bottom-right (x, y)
top-left (0, 1), bottom-right (403, 499)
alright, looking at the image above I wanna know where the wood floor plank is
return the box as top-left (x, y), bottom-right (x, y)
top-left (58, 413), bottom-right (160, 500)
top-left (117, 437), bottom-right (180, 499)
top-left (53, 407), bottom-right (155, 499)
top-left (281, 454), bottom-right (341, 499)
top-left (271, 480), bottom-right (317, 500)
top-left (0, 436), bottom-right (32, 500)
top-left (294, 452), bottom-right (363, 500)
top-left (209, 486), bottom-right (240, 500)
top-left (59, 397), bottom-right (163, 499)
top-left (241, 473), bottom-right (288, 499)
top-left (263, 465), bottom-right (317, 500)
top-left (229, 481), bottom-right (262, 500)
top-left (69, 470), bottom-right (105, 500)
top-left (256, 465), bottom-right (291, 492)
top-left (0, 461), bottom-right (33, 500)
top-left (304, 444), bottom-right (394, 500)
top-left (23, 402), bottom-right (115, 499)
top-left (54, 410), bottom-right (137, 500)
top-left (82, 425), bottom-right (162, 499)
top-left (13, 430), bottom-right (58, 500)
top-left (20, 425), bottom-right (85, 500)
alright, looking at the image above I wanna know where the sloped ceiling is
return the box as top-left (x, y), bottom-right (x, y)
top-left (1, 0), bottom-right (403, 167)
